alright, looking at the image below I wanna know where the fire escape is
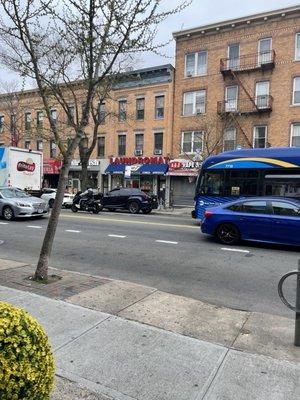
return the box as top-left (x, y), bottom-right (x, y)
top-left (217, 50), bottom-right (276, 148)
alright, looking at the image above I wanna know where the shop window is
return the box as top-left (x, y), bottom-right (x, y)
top-left (253, 126), bottom-right (267, 148)
top-left (135, 133), bottom-right (144, 155)
top-left (291, 123), bottom-right (300, 147)
top-left (136, 98), bottom-right (145, 120)
top-left (155, 96), bottom-right (164, 119)
top-left (154, 132), bottom-right (163, 154)
top-left (118, 100), bottom-right (127, 122)
top-left (181, 131), bottom-right (204, 154)
top-left (118, 135), bottom-right (126, 156)
top-left (97, 136), bottom-right (105, 157)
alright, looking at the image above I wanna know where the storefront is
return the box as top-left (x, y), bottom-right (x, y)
top-left (69, 159), bottom-right (109, 192)
top-left (105, 156), bottom-right (169, 196)
top-left (43, 159), bottom-right (62, 188)
top-left (167, 159), bottom-right (199, 207)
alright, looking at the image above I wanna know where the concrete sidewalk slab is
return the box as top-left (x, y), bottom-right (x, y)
top-left (52, 376), bottom-right (112, 400)
top-left (67, 281), bottom-right (156, 314)
top-left (0, 258), bottom-right (28, 270)
top-left (203, 350), bottom-right (300, 400)
top-left (56, 316), bottom-right (227, 400)
top-left (7, 290), bottom-right (109, 350)
top-left (233, 312), bottom-right (299, 363)
top-left (118, 291), bottom-right (248, 347)
top-left (0, 286), bottom-right (27, 301)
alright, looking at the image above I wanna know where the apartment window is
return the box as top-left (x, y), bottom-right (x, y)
top-left (24, 140), bottom-right (31, 149)
top-left (0, 116), bottom-right (4, 133)
top-left (255, 81), bottom-right (270, 108)
top-left (181, 131), bottom-right (204, 154)
top-left (185, 51), bottom-right (207, 77)
top-left (293, 77), bottom-right (300, 105)
top-left (225, 86), bottom-right (238, 112)
top-left (154, 132), bottom-right (163, 154)
top-left (50, 109), bottom-right (57, 125)
top-left (118, 100), bottom-right (127, 122)
top-left (258, 38), bottom-right (272, 65)
top-left (36, 140), bottom-right (43, 151)
top-left (10, 114), bottom-right (16, 132)
top-left (291, 124), bottom-right (300, 147)
top-left (50, 140), bottom-right (57, 158)
top-left (155, 95), bottom-right (165, 119)
top-left (228, 43), bottom-right (240, 69)
top-left (0, 143), bottom-right (4, 147)
top-left (223, 128), bottom-right (236, 151)
top-left (98, 103), bottom-right (106, 125)
top-left (118, 135), bottom-right (126, 156)
top-left (253, 126), bottom-right (267, 148)
top-left (135, 133), bottom-right (144, 155)
top-left (136, 98), bottom-right (145, 120)
top-left (296, 33), bottom-right (300, 60)
top-left (36, 111), bottom-right (43, 128)
top-left (97, 136), bottom-right (105, 157)
top-left (67, 105), bottom-right (75, 125)
top-left (183, 90), bottom-right (206, 116)
top-left (25, 112), bottom-right (31, 131)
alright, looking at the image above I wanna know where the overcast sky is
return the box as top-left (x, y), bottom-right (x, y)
top-left (1, 0), bottom-right (299, 87)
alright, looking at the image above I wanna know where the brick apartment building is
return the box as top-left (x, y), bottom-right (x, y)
top-left (171, 4), bottom-right (300, 203)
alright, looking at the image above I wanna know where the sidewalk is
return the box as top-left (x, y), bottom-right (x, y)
top-left (0, 258), bottom-right (299, 399)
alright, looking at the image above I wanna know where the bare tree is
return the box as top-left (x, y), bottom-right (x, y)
top-left (0, 0), bottom-right (191, 281)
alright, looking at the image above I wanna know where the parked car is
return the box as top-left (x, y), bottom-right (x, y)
top-left (201, 197), bottom-right (300, 246)
top-left (0, 187), bottom-right (48, 221)
top-left (41, 188), bottom-right (75, 208)
top-left (98, 188), bottom-right (158, 214)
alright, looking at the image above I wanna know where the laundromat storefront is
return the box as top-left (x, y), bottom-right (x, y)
top-left (105, 156), bottom-right (169, 194)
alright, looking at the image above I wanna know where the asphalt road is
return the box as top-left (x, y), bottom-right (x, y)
top-left (0, 209), bottom-right (299, 317)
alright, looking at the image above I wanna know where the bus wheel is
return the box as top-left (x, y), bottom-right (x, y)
top-left (216, 223), bottom-right (240, 245)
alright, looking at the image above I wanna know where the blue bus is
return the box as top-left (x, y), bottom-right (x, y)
top-left (193, 147), bottom-right (300, 219)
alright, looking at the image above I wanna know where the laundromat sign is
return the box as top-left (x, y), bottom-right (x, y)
top-left (110, 156), bottom-right (169, 165)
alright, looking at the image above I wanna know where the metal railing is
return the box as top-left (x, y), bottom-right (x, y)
top-left (278, 261), bottom-right (300, 346)
top-left (220, 50), bottom-right (276, 74)
top-left (217, 96), bottom-right (273, 115)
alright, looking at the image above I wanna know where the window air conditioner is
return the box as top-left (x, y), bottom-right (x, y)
top-left (135, 149), bottom-right (143, 156)
top-left (154, 149), bottom-right (162, 155)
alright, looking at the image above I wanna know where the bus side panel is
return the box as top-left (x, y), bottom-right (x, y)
top-left (195, 196), bottom-right (236, 220)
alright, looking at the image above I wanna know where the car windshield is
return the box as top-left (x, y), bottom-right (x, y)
top-left (0, 188), bottom-right (30, 199)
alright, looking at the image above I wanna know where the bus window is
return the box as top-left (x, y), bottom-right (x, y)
top-left (198, 171), bottom-right (224, 195)
top-left (226, 170), bottom-right (260, 196)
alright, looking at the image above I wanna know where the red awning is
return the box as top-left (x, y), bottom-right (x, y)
top-left (43, 159), bottom-right (62, 175)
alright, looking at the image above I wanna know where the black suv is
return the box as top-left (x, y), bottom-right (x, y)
top-left (97, 188), bottom-right (158, 214)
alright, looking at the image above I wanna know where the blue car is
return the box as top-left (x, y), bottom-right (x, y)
top-left (201, 197), bottom-right (300, 246)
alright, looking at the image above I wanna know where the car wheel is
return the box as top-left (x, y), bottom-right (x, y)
top-left (128, 201), bottom-right (140, 214)
top-left (142, 208), bottom-right (152, 214)
top-left (216, 223), bottom-right (240, 245)
top-left (71, 205), bottom-right (78, 213)
top-left (3, 206), bottom-right (14, 221)
top-left (49, 198), bottom-right (55, 208)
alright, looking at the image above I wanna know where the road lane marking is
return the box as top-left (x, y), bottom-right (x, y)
top-left (60, 214), bottom-right (199, 230)
top-left (108, 234), bottom-right (127, 238)
top-left (0, 222), bottom-right (9, 225)
top-left (156, 240), bottom-right (178, 245)
top-left (221, 247), bottom-right (250, 253)
top-left (27, 225), bottom-right (43, 229)
top-left (66, 229), bottom-right (81, 233)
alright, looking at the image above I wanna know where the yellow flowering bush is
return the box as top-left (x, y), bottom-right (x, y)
top-left (0, 302), bottom-right (55, 400)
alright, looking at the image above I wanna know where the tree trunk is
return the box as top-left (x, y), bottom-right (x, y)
top-left (34, 162), bottom-right (70, 281)
top-left (80, 158), bottom-right (90, 192)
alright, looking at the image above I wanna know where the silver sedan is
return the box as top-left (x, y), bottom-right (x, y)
top-left (0, 187), bottom-right (49, 221)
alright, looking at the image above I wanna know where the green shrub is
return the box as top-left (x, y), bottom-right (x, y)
top-left (0, 301), bottom-right (55, 400)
